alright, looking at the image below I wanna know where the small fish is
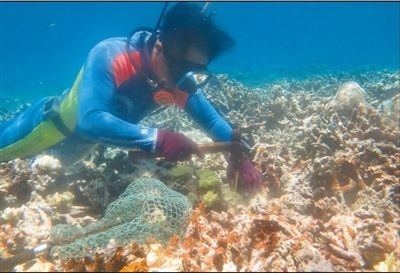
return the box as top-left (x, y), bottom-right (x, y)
top-left (49, 23), bottom-right (56, 27)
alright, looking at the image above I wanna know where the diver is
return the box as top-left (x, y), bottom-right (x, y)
top-left (0, 2), bottom-right (262, 193)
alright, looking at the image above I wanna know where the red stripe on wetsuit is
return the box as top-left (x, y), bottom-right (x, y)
top-left (112, 51), bottom-right (143, 88)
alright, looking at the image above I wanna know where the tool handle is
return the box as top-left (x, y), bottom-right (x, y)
top-left (129, 141), bottom-right (241, 160)
top-left (1, 249), bottom-right (35, 271)
top-left (0, 244), bottom-right (49, 271)
top-left (198, 142), bottom-right (235, 153)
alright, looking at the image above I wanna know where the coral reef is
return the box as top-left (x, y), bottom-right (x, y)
top-left (374, 252), bottom-right (400, 272)
top-left (31, 155), bottom-right (62, 175)
top-left (378, 93), bottom-right (400, 127)
top-left (327, 81), bottom-right (367, 116)
top-left (63, 147), bottom-right (171, 213)
top-left (1, 70), bottom-right (399, 272)
top-left (46, 191), bottom-right (75, 213)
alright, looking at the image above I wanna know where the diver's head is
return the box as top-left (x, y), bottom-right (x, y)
top-left (149, 2), bottom-right (235, 91)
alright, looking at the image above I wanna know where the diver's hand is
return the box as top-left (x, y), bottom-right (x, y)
top-left (227, 157), bottom-right (262, 194)
top-left (156, 129), bottom-right (203, 162)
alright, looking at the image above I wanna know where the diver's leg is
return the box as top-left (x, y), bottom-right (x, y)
top-left (0, 97), bottom-right (52, 148)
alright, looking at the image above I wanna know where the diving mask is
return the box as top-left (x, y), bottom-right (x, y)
top-left (176, 70), bottom-right (212, 94)
top-left (162, 43), bottom-right (212, 93)
top-left (153, 45), bottom-right (212, 106)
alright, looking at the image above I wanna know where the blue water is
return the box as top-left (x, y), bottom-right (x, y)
top-left (1, 1), bottom-right (399, 100)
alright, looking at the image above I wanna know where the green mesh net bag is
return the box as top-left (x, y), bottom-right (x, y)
top-left (49, 177), bottom-right (192, 259)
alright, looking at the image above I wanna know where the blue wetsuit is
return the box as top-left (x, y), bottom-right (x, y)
top-left (0, 31), bottom-right (233, 160)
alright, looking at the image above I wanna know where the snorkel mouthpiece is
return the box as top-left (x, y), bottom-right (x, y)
top-left (153, 90), bottom-right (176, 106)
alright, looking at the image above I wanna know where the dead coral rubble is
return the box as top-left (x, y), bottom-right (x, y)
top-left (0, 70), bottom-right (399, 272)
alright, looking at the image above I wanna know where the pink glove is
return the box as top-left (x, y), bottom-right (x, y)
top-left (227, 157), bottom-right (262, 194)
top-left (156, 129), bottom-right (202, 162)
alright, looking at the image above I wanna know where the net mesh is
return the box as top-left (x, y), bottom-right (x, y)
top-left (49, 177), bottom-right (192, 259)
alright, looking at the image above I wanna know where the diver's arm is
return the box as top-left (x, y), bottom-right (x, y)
top-left (183, 89), bottom-right (233, 142)
top-left (77, 41), bottom-right (157, 151)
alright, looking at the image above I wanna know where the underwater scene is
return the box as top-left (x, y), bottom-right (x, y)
top-left (0, 1), bottom-right (399, 272)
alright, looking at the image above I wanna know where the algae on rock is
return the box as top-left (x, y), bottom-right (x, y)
top-left (169, 164), bottom-right (194, 180)
top-left (197, 169), bottom-right (221, 190)
top-left (203, 191), bottom-right (219, 208)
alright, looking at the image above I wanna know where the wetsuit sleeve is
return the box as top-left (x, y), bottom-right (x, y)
top-left (77, 42), bottom-right (157, 151)
top-left (184, 89), bottom-right (233, 142)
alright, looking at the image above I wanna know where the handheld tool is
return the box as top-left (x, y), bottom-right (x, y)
top-left (128, 141), bottom-right (244, 160)
top-left (128, 140), bottom-right (248, 191)
top-left (1, 243), bottom-right (49, 272)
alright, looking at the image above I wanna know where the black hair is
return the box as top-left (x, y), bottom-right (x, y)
top-left (159, 2), bottom-right (235, 63)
